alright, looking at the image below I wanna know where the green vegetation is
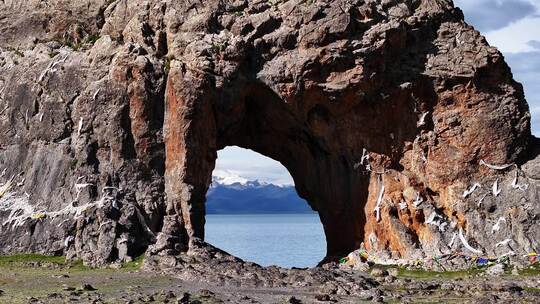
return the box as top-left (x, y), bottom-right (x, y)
top-left (370, 262), bottom-right (540, 279)
top-left (0, 254), bottom-right (152, 303)
top-left (70, 158), bottom-right (78, 170)
top-left (396, 267), bottom-right (484, 279)
top-left (0, 254), bottom-right (68, 266)
top-left (121, 254), bottom-right (145, 271)
top-left (211, 41), bottom-right (227, 54)
top-left (0, 254), bottom-right (144, 271)
top-left (85, 34), bottom-right (101, 46)
top-left (519, 264), bottom-right (540, 276)
top-left (48, 50), bottom-right (60, 58)
top-left (63, 27), bottom-right (101, 51)
top-left (164, 55), bottom-right (175, 74)
top-left (45, 32), bottom-right (101, 53)
top-left (13, 49), bottom-right (24, 57)
top-left (4, 47), bottom-right (25, 57)
top-left (523, 286), bottom-right (540, 293)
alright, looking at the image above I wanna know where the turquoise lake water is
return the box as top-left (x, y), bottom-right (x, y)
top-left (205, 214), bottom-right (326, 268)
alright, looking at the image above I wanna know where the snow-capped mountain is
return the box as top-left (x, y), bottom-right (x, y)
top-left (212, 169), bottom-right (251, 186)
top-left (206, 170), bottom-right (314, 214)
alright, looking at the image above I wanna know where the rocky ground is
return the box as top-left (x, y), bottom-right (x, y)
top-left (0, 252), bottom-right (538, 304)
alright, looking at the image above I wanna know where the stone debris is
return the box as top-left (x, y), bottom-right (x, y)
top-left (486, 264), bottom-right (505, 276)
top-left (80, 283), bottom-right (97, 291)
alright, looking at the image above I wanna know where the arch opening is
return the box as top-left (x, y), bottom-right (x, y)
top-left (204, 146), bottom-right (326, 268)
top-left (162, 76), bottom-right (370, 265)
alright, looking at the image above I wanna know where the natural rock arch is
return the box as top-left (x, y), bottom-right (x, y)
top-left (164, 80), bottom-right (373, 259)
top-left (0, 0), bottom-right (538, 267)
top-left (154, 0), bottom-right (535, 262)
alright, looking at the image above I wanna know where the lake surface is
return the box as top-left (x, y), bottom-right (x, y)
top-left (205, 214), bottom-right (326, 268)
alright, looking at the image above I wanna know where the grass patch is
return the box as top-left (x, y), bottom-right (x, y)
top-left (397, 267), bottom-right (483, 279)
top-left (0, 254), bottom-right (67, 266)
top-left (523, 286), bottom-right (540, 293)
top-left (13, 49), bottom-right (24, 57)
top-left (63, 31), bottom-right (101, 51)
top-left (121, 254), bottom-right (144, 271)
top-left (519, 264), bottom-right (540, 276)
top-left (375, 262), bottom-right (540, 279)
top-left (164, 55), bottom-right (175, 74)
top-left (0, 254), bottom-right (144, 271)
top-left (70, 158), bottom-right (78, 170)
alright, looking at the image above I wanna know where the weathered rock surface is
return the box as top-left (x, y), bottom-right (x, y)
top-left (0, 0), bottom-right (538, 267)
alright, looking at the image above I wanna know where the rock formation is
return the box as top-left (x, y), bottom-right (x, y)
top-left (0, 0), bottom-right (538, 267)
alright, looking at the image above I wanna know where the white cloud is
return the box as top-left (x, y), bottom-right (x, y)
top-left (458, 0), bottom-right (540, 135)
top-left (499, 50), bottom-right (540, 135)
top-left (454, 0), bottom-right (540, 53)
top-left (216, 146), bottom-right (294, 185)
top-left (454, 0), bottom-right (538, 32)
top-left (528, 40), bottom-right (540, 50)
top-left (485, 17), bottom-right (540, 53)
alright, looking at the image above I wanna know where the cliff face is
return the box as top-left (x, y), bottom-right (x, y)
top-left (0, 0), bottom-right (538, 266)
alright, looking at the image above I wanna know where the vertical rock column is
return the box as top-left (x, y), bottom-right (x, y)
top-left (288, 155), bottom-right (369, 262)
top-left (151, 62), bottom-right (217, 255)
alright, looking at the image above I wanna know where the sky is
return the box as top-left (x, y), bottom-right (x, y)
top-left (214, 146), bottom-right (295, 185)
top-left (216, 0), bottom-right (540, 185)
top-left (455, 0), bottom-right (540, 133)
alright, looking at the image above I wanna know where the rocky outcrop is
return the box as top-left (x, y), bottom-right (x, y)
top-left (0, 0), bottom-right (538, 267)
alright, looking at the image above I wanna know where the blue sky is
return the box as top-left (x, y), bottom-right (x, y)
top-left (216, 0), bottom-right (540, 185)
top-left (455, 0), bottom-right (540, 134)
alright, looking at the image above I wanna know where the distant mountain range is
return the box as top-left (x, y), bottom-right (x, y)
top-left (206, 170), bottom-right (314, 214)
